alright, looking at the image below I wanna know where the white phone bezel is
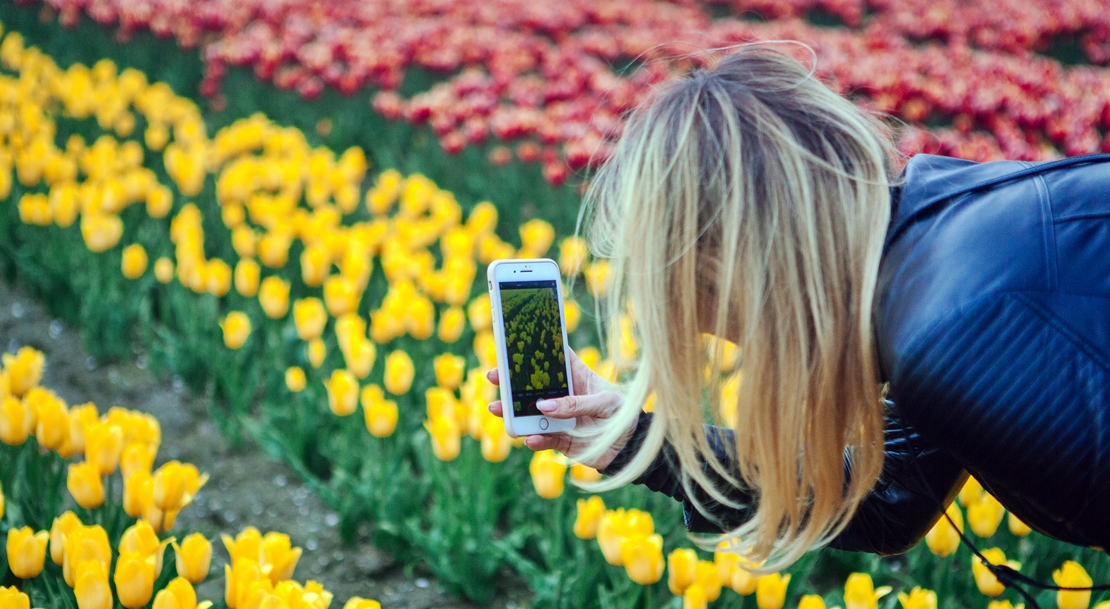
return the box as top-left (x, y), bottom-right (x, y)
top-left (487, 258), bottom-right (576, 438)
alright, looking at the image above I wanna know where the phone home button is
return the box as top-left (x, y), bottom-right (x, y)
top-left (538, 418), bottom-right (549, 431)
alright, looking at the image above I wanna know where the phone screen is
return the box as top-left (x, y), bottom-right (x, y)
top-left (498, 279), bottom-right (570, 417)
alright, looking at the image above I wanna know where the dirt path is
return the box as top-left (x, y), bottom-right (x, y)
top-left (0, 279), bottom-right (526, 608)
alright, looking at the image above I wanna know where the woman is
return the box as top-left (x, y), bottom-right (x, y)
top-left (487, 46), bottom-right (1110, 568)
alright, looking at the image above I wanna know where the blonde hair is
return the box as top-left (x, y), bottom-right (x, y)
top-left (576, 45), bottom-right (896, 569)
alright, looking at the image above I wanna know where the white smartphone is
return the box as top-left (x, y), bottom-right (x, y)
top-left (487, 258), bottom-right (576, 438)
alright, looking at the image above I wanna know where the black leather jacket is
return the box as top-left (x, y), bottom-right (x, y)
top-left (601, 153), bottom-right (1110, 553)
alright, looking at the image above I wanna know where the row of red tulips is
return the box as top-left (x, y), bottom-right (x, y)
top-left (23, 0), bottom-right (1110, 180)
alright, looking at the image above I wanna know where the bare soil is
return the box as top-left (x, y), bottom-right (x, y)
top-left (0, 279), bottom-right (528, 608)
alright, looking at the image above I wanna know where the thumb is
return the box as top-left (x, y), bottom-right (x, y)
top-left (535, 392), bottom-right (618, 420)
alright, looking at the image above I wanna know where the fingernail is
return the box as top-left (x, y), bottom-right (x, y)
top-left (536, 399), bottom-right (556, 412)
top-left (488, 403), bottom-right (496, 413)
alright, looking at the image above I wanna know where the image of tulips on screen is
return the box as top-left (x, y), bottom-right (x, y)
top-left (499, 280), bottom-right (569, 417)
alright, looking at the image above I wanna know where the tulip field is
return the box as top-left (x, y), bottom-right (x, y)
top-left (2, 0), bottom-right (1110, 607)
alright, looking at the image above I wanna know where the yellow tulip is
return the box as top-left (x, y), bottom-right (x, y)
top-left (154, 257), bottom-right (175, 284)
top-left (68, 461), bottom-right (105, 508)
top-left (685, 585), bottom-right (708, 609)
top-left (119, 520), bottom-right (171, 575)
top-left (696, 560), bottom-right (723, 602)
top-left (1008, 512), bottom-right (1032, 537)
top-left (564, 300), bottom-right (581, 333)
top-left (1054, 561), bottom-right (1092, 609)
top-left (988, 601), bottom-right (1023, 609)
top-left (258, 231), bottom-right (292, 268)
top-left (300, 243), bottom-right (331, 287)
top-left (323, 275), bottom-right (359, 317)
top-left (335, 313), bottom-right (367, 354)
top-left (967, 493), bottom-right (1005, 537)
top-left (958, 476), bottom-right (985, 507)
top-left (152, 460), bottom-right (208, 513)
top-left (293, 298), bottom-right (328, 341)
top-left (120, 443), bottom-right (156, 479)
top-left (972, 548), bottom-right (1020, 597)
top-left (384, 351), bottom-right (415, 395)
top-left (259, 276), bottom-right (290, 319)
top-left (285, 367), bottom-right (307, 393)
top-left (479, 416), bottom-right (511, 463)
top-left (620, 533), bottom-right (664, 585)
top-left (234, 259), bottom-right (261, 297)
top-left (222, 528), bottom-right (263, 565)
top-left (154, 577), bottom-right (212, 609)
top-left (529, 450), bottom-right (567, 499)
top-left (220, 312), bottom-right (252, 350)
top-left (3, 347), bottom-right (44, 397)
top-left (425, 415), bottom-right (461, 461)
top-left (0, 586), bottom-right (30, 609)
top-left (343, 337), bottom-right (377, 379)
top-left (437, 306), bottom-right (466, 343)
top-left (343, 598), bottom-right (382, 609)
top-left (307, 339), bottom-right (327, 369)
top-left (897, 587), bottom-right (937, 609)
top-left (174, 533), bottom-right (213, 584)
top-left (584, 260), bottom-right (610, 297)
top-left (844, 573), bottom-right (891, 609)
top-left (206, 259), bottom-right (232, 297)
top-left (6, 526), bottom-right (49, 578)
top-left (558, 236), bottom-right (589, 276)
top-left (259, 532), bottom-right (302, 583)
top-left (473, 330), bottom-right (497, 370)
top-left (121, 244), bottom-right (148, 279)
top-left (81, 213), bottom-right (123, 252)
top-left (232, 226), bottom-right (257, 259)
top-left (85, 421), bottom-right (124, 476)
top-left (34, 390), bottom-right (69, 450)
top-left (433, 353), bottom-right (466, 390)
top-left (925, 501), bottom-right (963, 557)
top-left (466, 295), bottom-right (491, 332)
top-left (574, 496), bottom-right (606, 540)
top-left (63, 525), bottom-right (112, 588)
top-left (519, 219), bottom-right (555, 257)
top-left (800, 595), bottom-right (828, 609)
top-left (0, 396), bottom-right (33, 445)
top-left (714, 547), bottom-right (752, 595)
top-left (49, 511), bottom-right (82, 566)
top-left (325, 369), bottom-right (359, 416)
top-left (596, 508), bottom-right (654, 566)
top-left (123, 470), bottom-right (152, 519)
top-left (757, 573), bottom-right (792, 609)
top-left (668, 548), bottom-right (699, 595)
top-left (570, 463), bottom-right (602, 483)
top-left (75, 560), bottom-right (113, 609)
top-left (224, 556), bottom-right (263, 608)
top-left (146, 184), bottom-right (172, 218)
top-left (361, 385), bottom-right (398, 438)
top-left (18, 193), bottom-right (51, 225)
top-left (115, 551), bottom-right (157, 608)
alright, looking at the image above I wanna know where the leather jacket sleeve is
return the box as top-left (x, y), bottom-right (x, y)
top-left (600, 406), bottom-right (967, 555)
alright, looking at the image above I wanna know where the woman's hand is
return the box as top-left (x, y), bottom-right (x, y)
top-left (486, 347), bottom-right (634, 471)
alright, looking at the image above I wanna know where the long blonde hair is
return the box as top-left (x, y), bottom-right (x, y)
top-left (577, 45), bottom-right (896, 569)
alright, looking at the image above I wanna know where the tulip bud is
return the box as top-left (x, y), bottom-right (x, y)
top-left (6, 527), bottom-right (49, 578)
top-left (259, 532), bottom-right (302, 583)
top-left (958, 476), bottom-right (985, 507)
top-left (146, 184), bottom-right (172, 218)
top-left (343, 337), bottom-right (376, 379)
top-left (897, 587), bottom-right (938, 609)
top-left (68, 461), bottom-right (105, 509)
top-left (152, 460), bottom-right (207, 513)
top-left (620, 533), bottom-right (664, 585)
top-left (967, 493), bottom-right (1005, 537)
top-left (800, 596), bottom-right (828, 609)
top-left (479, 416), bottom-right (511, 463)
top-left (285, 367), bottom-right (307, 393)
top-left (153, 578), bottom-right (201, 609)
top-left (685, 584), bottom-right (708, 609)
top-left (74, 560), bottom-right (113, 609)
top-left (206, 259), bottom-right (232, 297)
top-left (154, 258), bottom-right (175, 284)
top-left (307, 339), bottom-right (327, 369)
top-left (115, 551), bottom-right (156, 608)
top-left (570, 463), bottom-right (601, 483)
top-left (529, 450), bottom-right (567, 499)
top-left (123, 470), bottom-right (152, 519)
top-left (0, 396), bottom-right (33, 445)
top-left (437, 306), bottom-right (465, 343)
top-left (121, 244), bottom-right (148, 279)
top-left (81, 213), bottom-right (123, 252)
top-left (384, 351), bottom-right (415, 395)
top-left (433, 354), bottom-right (465, 390)
top-left (258, 277), bottom-right (290, 319)
top-left (326, 369), bottom-right (359, 416)
top-left (844, 573), bottom-right (891, 609)
top-left (300, 243), bottom-right (331, 287)
top-left (3, 347), bottom-right (44, 397)
top-left (174, 533), bottom-right (212, 584)
top-left (220, 312), bottom-right (252, 350)
top-left (973, 548), bottom-right (1020, 597)
top-left (258, 231), bottom-right (292, 268)
top-left (574, 496), bottom-right (605, 540)
top-left (558, 237), bottom-right (589, 276)
top-left (234, 259), bottom-right (261, 297)
top-left (85, 422), bottom-right (124, 476)
top-left (120, 443), bottom-right (156, 480)
top-left (0, 586), bottom-right (30, 609)
top-left (1054, 561), bottom-right (1092, 609)
top-left (757, 573), bottom-right (792, 609)
top-left (293, 298), bottom-right (328, 341)
top-left (64, 525), bottom-right (112, 588)
top-left (925, 501), bottom-right (963, 557)
top-left (584, 260), bottom-right (610, 297)
top-left (425, 415), bottom-right (460, 461)
top-left (49, 511), bottom-right (81, 566)
top-left (324, 275), bottom-right (359, 317)
top-left (361, 385), bottom-right (398, 438)
top-left (564, 300), bottom-right (581, 333)
top-left (34, 391), bottom-right (69, 450)
top-left (1008, 512), bottom-right (1032, 537)
top-left (466, 296), bottom-right (491, 332)
top-left (669, 548), bottom-right (698, 595)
